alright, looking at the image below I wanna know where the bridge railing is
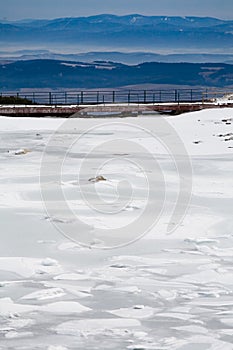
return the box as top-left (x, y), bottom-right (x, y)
top-left (0, 88), bottom-right (232, 105)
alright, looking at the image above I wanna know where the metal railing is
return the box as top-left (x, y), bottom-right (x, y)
top-left (0, 88), bottom-right (232, 105)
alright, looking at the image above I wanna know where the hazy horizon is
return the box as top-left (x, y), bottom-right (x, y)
top-left (4, 13), bottom-right (233, 22)
top-left (1, 0), bottom-right (233, 21)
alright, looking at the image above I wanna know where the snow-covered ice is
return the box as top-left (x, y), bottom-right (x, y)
top-left (0, 109), bottom-right (233, 349)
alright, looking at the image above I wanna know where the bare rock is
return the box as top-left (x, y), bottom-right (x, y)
top-left (88, 175), bottom-right (107, 183)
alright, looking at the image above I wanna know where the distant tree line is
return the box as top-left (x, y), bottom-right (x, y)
top-left (0, 95), bottom-right (33, 104)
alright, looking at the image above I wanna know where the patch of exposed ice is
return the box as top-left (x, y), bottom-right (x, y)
top-left (57, 241), bottom-right (81, 251)
top-left (191, 299), bottom-right (233, 307)
top-left (37, 240), bottom-right (56, 244)
top-left (0, 257), bottom-right (62, 278)
top-left (220, 329), bottom-right (233, 336)
top-left (5, 331), bottom-right (33, 339)
top-left (176, 269), bottom-right (233, 285)
top-left (55, 318), bottom-right (141, 336)
top-left (41, 301), bottom-right (91, 314)
top-left (93, 284), bottom-right (112, 291)
top-left (0, 298), bottom-right (38, 317)
top-left (109, 305), bottom-right (154, 319)
top-left (21, 288), bottom-right (66, 301)
top-left (185, 237), bottom-right (219, 245)
top-left (8, 318), bottom-right (34, 329)
top-left (157, 289), bottom-right (177, 300)
top-left (156, 312), bottom-right (195, 320)
top-left (172, 325), bottom-right (208, 334)
top-left (195, 244), bottom-right (233, 257)
top-left (127, 344), bottom-right (158, 350)
top-left (54, 272), bottom-right (90, 281)
top-left (114, 286), bottom-right (142, 294)
top-left (220, 318), bottom-right (233, 327)
top-left (44, 281), bottom-right (92, 297)
top-left (47, 346), bottom-right (68, 350)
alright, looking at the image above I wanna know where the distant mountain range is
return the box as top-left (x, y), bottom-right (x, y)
top-left (1, 14), bottom-right (233, 52)
top-left (1, 15), bottom-right (232, 90)
top-left (1, 50), bottom-right (233, 65)
top-left (1, 59), bottom-right (232, 90)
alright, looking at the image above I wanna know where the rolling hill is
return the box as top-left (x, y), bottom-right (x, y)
top-left (0, 59), bottom-right (232, 90)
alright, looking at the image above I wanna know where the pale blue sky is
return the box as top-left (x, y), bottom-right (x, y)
top-left (2, 0), bottom-right (233, 21)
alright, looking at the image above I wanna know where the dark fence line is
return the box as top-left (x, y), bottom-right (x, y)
top-left (0, 88), bottom-right (231, 105)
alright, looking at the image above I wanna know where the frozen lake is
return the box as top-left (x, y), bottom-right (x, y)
top-left (0, 109), bottom-right (233, 349)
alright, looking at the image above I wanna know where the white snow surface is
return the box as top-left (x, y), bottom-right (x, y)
top-left (0, 109), bottom-right (233, 349)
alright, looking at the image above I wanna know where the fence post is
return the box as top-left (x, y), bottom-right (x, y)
top-left (49, 92), bottom-right (52, 105)
top-left (202, 91), bottom-right (205, 104)
top-left (112, 91), bottom-right (115, 103)
top-left (64, 92), bottom-right (67, 104)
top-left (81, 91), bottom-right (84, 104)
top-left (97, 92), bottom-right (99, 104)
top-left (159, 90), bottom-right (162, 103)
top-left (175, 89), bottom-right (177, 102)
top-left (144, 90), bottom-right (146, 104)
top-left (190, 89), bottom-right (193, 102)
